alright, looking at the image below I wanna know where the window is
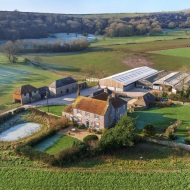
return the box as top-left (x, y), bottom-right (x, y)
top-left (61, 91), bottom-right (63, 93)
top-left (94, 114), bottom-right (99, 119)
top-left (77, 117), bottom-right (82, 123)
top-left (123, 104), bottom-right (125, 109)
top-left (77, 110), bottom-right (81, 114)
top-left (94, 122), bottom-right (99, 128)
top-left (116, 108), bottom-right (119, 113)
top-left (24, 93), bottom-right (26, 96)
top-left (34, 91), bottom-right (36, 93)
top-left (69, 115), bottom-right (73, 121)
top-left (85, 112), bottom-right (89, 117)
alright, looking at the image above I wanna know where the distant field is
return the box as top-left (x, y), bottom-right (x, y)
top-left (0, 53), bottom-right (61, 106)
top-left (91, 29), bottom-right (190, 47)
top-left (149, 47), bottom-right (190, 58)
top-left (22, 50), bottom-right (129, 77)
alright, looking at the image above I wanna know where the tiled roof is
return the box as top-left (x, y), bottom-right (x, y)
top-left (92, 92), bottom-right (126, 109)
top-left (13, 84), bottom-right (37, 95)
top-left (49, 77), bottom-right (77, 88)
top-left (63, 96), bottom-right (108, 116)
top-left (135, 93), bottom-right (156, 107)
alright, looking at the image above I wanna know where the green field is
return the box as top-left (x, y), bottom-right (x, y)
top-left (38, 105), bottom-right (67, 116)
top-left (150, 47), bottom-right (190, 58)
top-left (1, 168), bottom-right (190, 190)
top-left (45, 135), bottom-right (80, 155)
top-left (130, 105), bottom-right (190, 137)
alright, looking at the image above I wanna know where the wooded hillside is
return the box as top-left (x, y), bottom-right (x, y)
top-left (1, 10), bottom-right (190, 40)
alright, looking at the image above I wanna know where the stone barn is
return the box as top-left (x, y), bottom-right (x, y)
top-left (49, 77), bottom-right (77, 97)
top-left (13, 84), bottom-right (41, 105)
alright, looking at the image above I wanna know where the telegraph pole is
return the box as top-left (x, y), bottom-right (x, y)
top-left (46, 91), bottom-right (49, 112)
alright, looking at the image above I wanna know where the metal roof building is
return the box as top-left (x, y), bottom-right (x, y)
top-left (153, 72), bottom-right (190, 92)
top-left (99, 66), bottom-right (158, 92)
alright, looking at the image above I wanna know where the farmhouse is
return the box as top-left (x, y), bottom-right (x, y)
top-left (49, 77), bottom-right (77, 97)
top-left (62, 93), bottom-right (127, 129)
top-left (13, 84), bottom-right (41, 105)
top-left (99, 66), bottom-right (158, 92)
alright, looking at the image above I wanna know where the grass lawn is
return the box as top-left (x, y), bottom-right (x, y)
top-left (38, 105), bottom-right (67, 116)
top-left (45, 135), bottom-right (80, 155)
top-left (129, 104), bottom-right (190, 137)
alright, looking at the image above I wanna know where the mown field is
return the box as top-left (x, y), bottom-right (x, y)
top-left (130, 105), bottom-right (190, 137)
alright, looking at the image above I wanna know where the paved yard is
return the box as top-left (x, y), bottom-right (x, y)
top-left (58, 126), bottom-right (101, 141)
top-left (25, 85), bottom-right (99, 107)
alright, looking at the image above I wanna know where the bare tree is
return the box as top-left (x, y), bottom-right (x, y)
top-left (1, 40), bottom-right (19, 63)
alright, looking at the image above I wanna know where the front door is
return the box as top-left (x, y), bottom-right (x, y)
top-left (86, 121), bottom-right (89, 128)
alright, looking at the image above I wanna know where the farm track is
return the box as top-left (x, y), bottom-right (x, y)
top-left (0, 165), bottom-right (188, 173)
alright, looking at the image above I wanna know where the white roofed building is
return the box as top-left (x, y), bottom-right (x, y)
top-left (99, 66), bottom-right (158, 92)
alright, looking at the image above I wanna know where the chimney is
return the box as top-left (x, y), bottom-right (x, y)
top-left (77, 87), bottom-right (80, 97)
top-left (112, 92), bottom-right (115, 98)
top-left (104, 87), bottom-right (108, 94)
top-left (107, 95), bottom-right (112, 104)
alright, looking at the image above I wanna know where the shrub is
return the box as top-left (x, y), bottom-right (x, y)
top-left (83, 135), bottom-right (98, 143)
top-left (99, 115), bottom-right (136, 151)
top-left (167, 132), bottom-right (176, 140)
top-left (184, 137), bottom-right (190, 145)
top-left (142, 124), bottom-right (156, 137)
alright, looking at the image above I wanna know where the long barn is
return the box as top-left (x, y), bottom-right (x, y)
top-left (99, 66), bottom-right (158, 92)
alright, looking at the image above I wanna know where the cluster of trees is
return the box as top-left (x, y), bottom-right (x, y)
top-left (0, 39), bottom-right (90, 62)
top-left (1, 10), bottom-right (190, 40)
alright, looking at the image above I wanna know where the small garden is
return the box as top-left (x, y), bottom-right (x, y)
top-left (130, 104), bottom-right (190, 144)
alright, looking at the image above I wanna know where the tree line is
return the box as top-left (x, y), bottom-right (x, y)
top-left (1, 10), bottom-right (190, 40)
top-left (0, 39), bottom-right (90, 62)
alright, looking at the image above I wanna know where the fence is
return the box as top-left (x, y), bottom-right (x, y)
top-left (86, 78), bottom-right (99, 82)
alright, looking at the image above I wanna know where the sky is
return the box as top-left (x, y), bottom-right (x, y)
top-left (1, 0), bottom-right (190, 14)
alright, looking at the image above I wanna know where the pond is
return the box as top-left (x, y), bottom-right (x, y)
top-left (0, 122), bottom-right (41, 141)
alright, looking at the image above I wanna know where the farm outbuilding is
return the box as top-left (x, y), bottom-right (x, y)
top-left (153, 72), bottom-right (190, 93)
top-left (13, 84), bottom-right (41, 105)
top-left (49, 77), bottom-right (77, 97)
top-left (99, 66), bottom-right (158, 92)
top-left (136, 70), bottom-right (169, 89)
